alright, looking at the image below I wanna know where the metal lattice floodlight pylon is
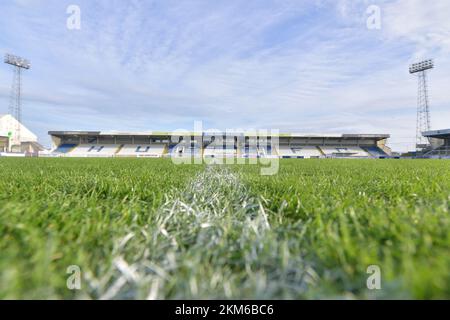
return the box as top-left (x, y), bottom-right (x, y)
top-left (409, 59), bottom-right (434, 152)
top-left (4, 53), bottom-right (31, 151)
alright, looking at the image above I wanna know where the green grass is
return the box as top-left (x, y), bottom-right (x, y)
top-left (0, 158), bottom-right (448, 299)
top-left (238, 160), bottom-right (450, 299)
top-left (0, 158), bottom-right (202, 299)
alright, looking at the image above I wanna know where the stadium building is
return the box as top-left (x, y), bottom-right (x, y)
top-left (423, 129), bottom-right (450, 158)
top-left (0, 114), bottom-right (44, 155)
top-left (49, 130), bottom-right (391, 159)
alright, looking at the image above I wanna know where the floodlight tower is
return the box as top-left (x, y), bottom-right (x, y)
top-left (409, 59), bottom-right (433, 152)
top-left (4, 53), bottom-right (31, 150)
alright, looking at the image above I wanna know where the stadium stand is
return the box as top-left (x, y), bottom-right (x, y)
top-left (242, 146), bottom-right (259, 158)
top-left (48, 131), bottom-right (391, 159)
top-left (424, 145), bottom-right (450, 158)
top-left (423, 129), bottom-right (450, 158)
top-left (54, 143), bottom-right (77, 154)
top-left (189, 146), bottom-right (203, 157)
top-left (257, 147), bottom-right (267, 157)
top-left (364, 146), bottom-right (388, 158)
top-left (319, 146), bottom-right (369, 158)
top-left (253, 144), bottom-right (276, 157)
top-left (168, 144), bottom-right (179, 156)
top-left (68, 144), bottom-right (120, 157)
top-left (116, 144), bottom-right (167, 157)
top-left (169, 143), bottom-right (202, 157)
top-left (277, 145), bottom-right (297, 158)
top-left (292, 146), bottom-right (322, 158)
top-left (276, 145), bottom-right (322, 158)
top-left (204, 145), bottom-right (237, 158)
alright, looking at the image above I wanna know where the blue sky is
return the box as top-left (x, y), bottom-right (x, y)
top-left (0, 0), bottom-right (449, 151)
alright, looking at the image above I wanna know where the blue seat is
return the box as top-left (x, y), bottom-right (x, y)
top-left (55, 144), bottom-right (77, 153)
top-left (365, 146), bottom-right (387, 158)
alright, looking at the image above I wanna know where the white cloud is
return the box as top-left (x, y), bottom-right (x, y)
top-left (383, 0), bottom-right (450, 54)
top-left (0, 0), bottom-right (448, 152)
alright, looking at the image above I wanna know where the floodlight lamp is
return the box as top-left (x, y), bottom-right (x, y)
top-left (409, 59), bottom-right (434, 74)
top-left (4, 53), bottom-right (31, 69)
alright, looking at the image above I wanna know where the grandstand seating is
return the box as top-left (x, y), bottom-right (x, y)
top-left (53, 142), bottom-right (386, 159)
top-left (67, 144), bottom-right (120, 157)
top-left (170, 145), bottom-right (186, 157)
top-left (184, 146), bottom-right (202, 157)
top-left (319, 146), bottom-right (369, 158)
top-left (49, 132), bottom-right (391, 159)
top-left (54, 144), bottom-right (77, 154)
top-left (257, 147), bottom-right (266, 157)
top-left (234, 146), bottom-right (275, 158)
top-left (168, 144), bottom-right (179, 155)
top-left (425, 145), bottom-right (450, 158)
top-left (277, 145), bottom-right (295, 158)
top-left (170, 144), bottom-right (202, 157)
top-left (256, 146), bottom-right (276, 157)
top-left (292, 146), bottom-right (322, 158)
top-left (116, 144), bottom-right (166, 157)
top-left (276, 145), bottom-right (322, 158)
top-left (242, 146), bottom-right (259, 158)
top-left (62, 144), bottom-right (167, 157)
top-left (364, 146), bottom-right (388, 158)
top-left (204, 145), bottom-right (237, 158)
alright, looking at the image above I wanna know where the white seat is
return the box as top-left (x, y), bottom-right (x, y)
top-left (68, 144), bottom-right (120, 157)
top-left (290, 146), bottom-right (322, 158)
top-left (277, 146), bottom-right (322, 158)
top-left (204, 146), bottom-right (236, 158)
top-left (320, 146), bottom-right (369, 157)
top-left (117, 144), bottom-right (167, 157)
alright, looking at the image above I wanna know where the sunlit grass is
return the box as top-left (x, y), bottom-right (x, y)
top-left (237, 159), bottom-right (450, 299)
top-left (0, 158), bottom-right (202, 299)
top-left (0, 158), bottom-right (448, 299)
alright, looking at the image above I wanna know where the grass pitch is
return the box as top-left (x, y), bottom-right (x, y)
top-left (0, 158), bottom-right (448, 299)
